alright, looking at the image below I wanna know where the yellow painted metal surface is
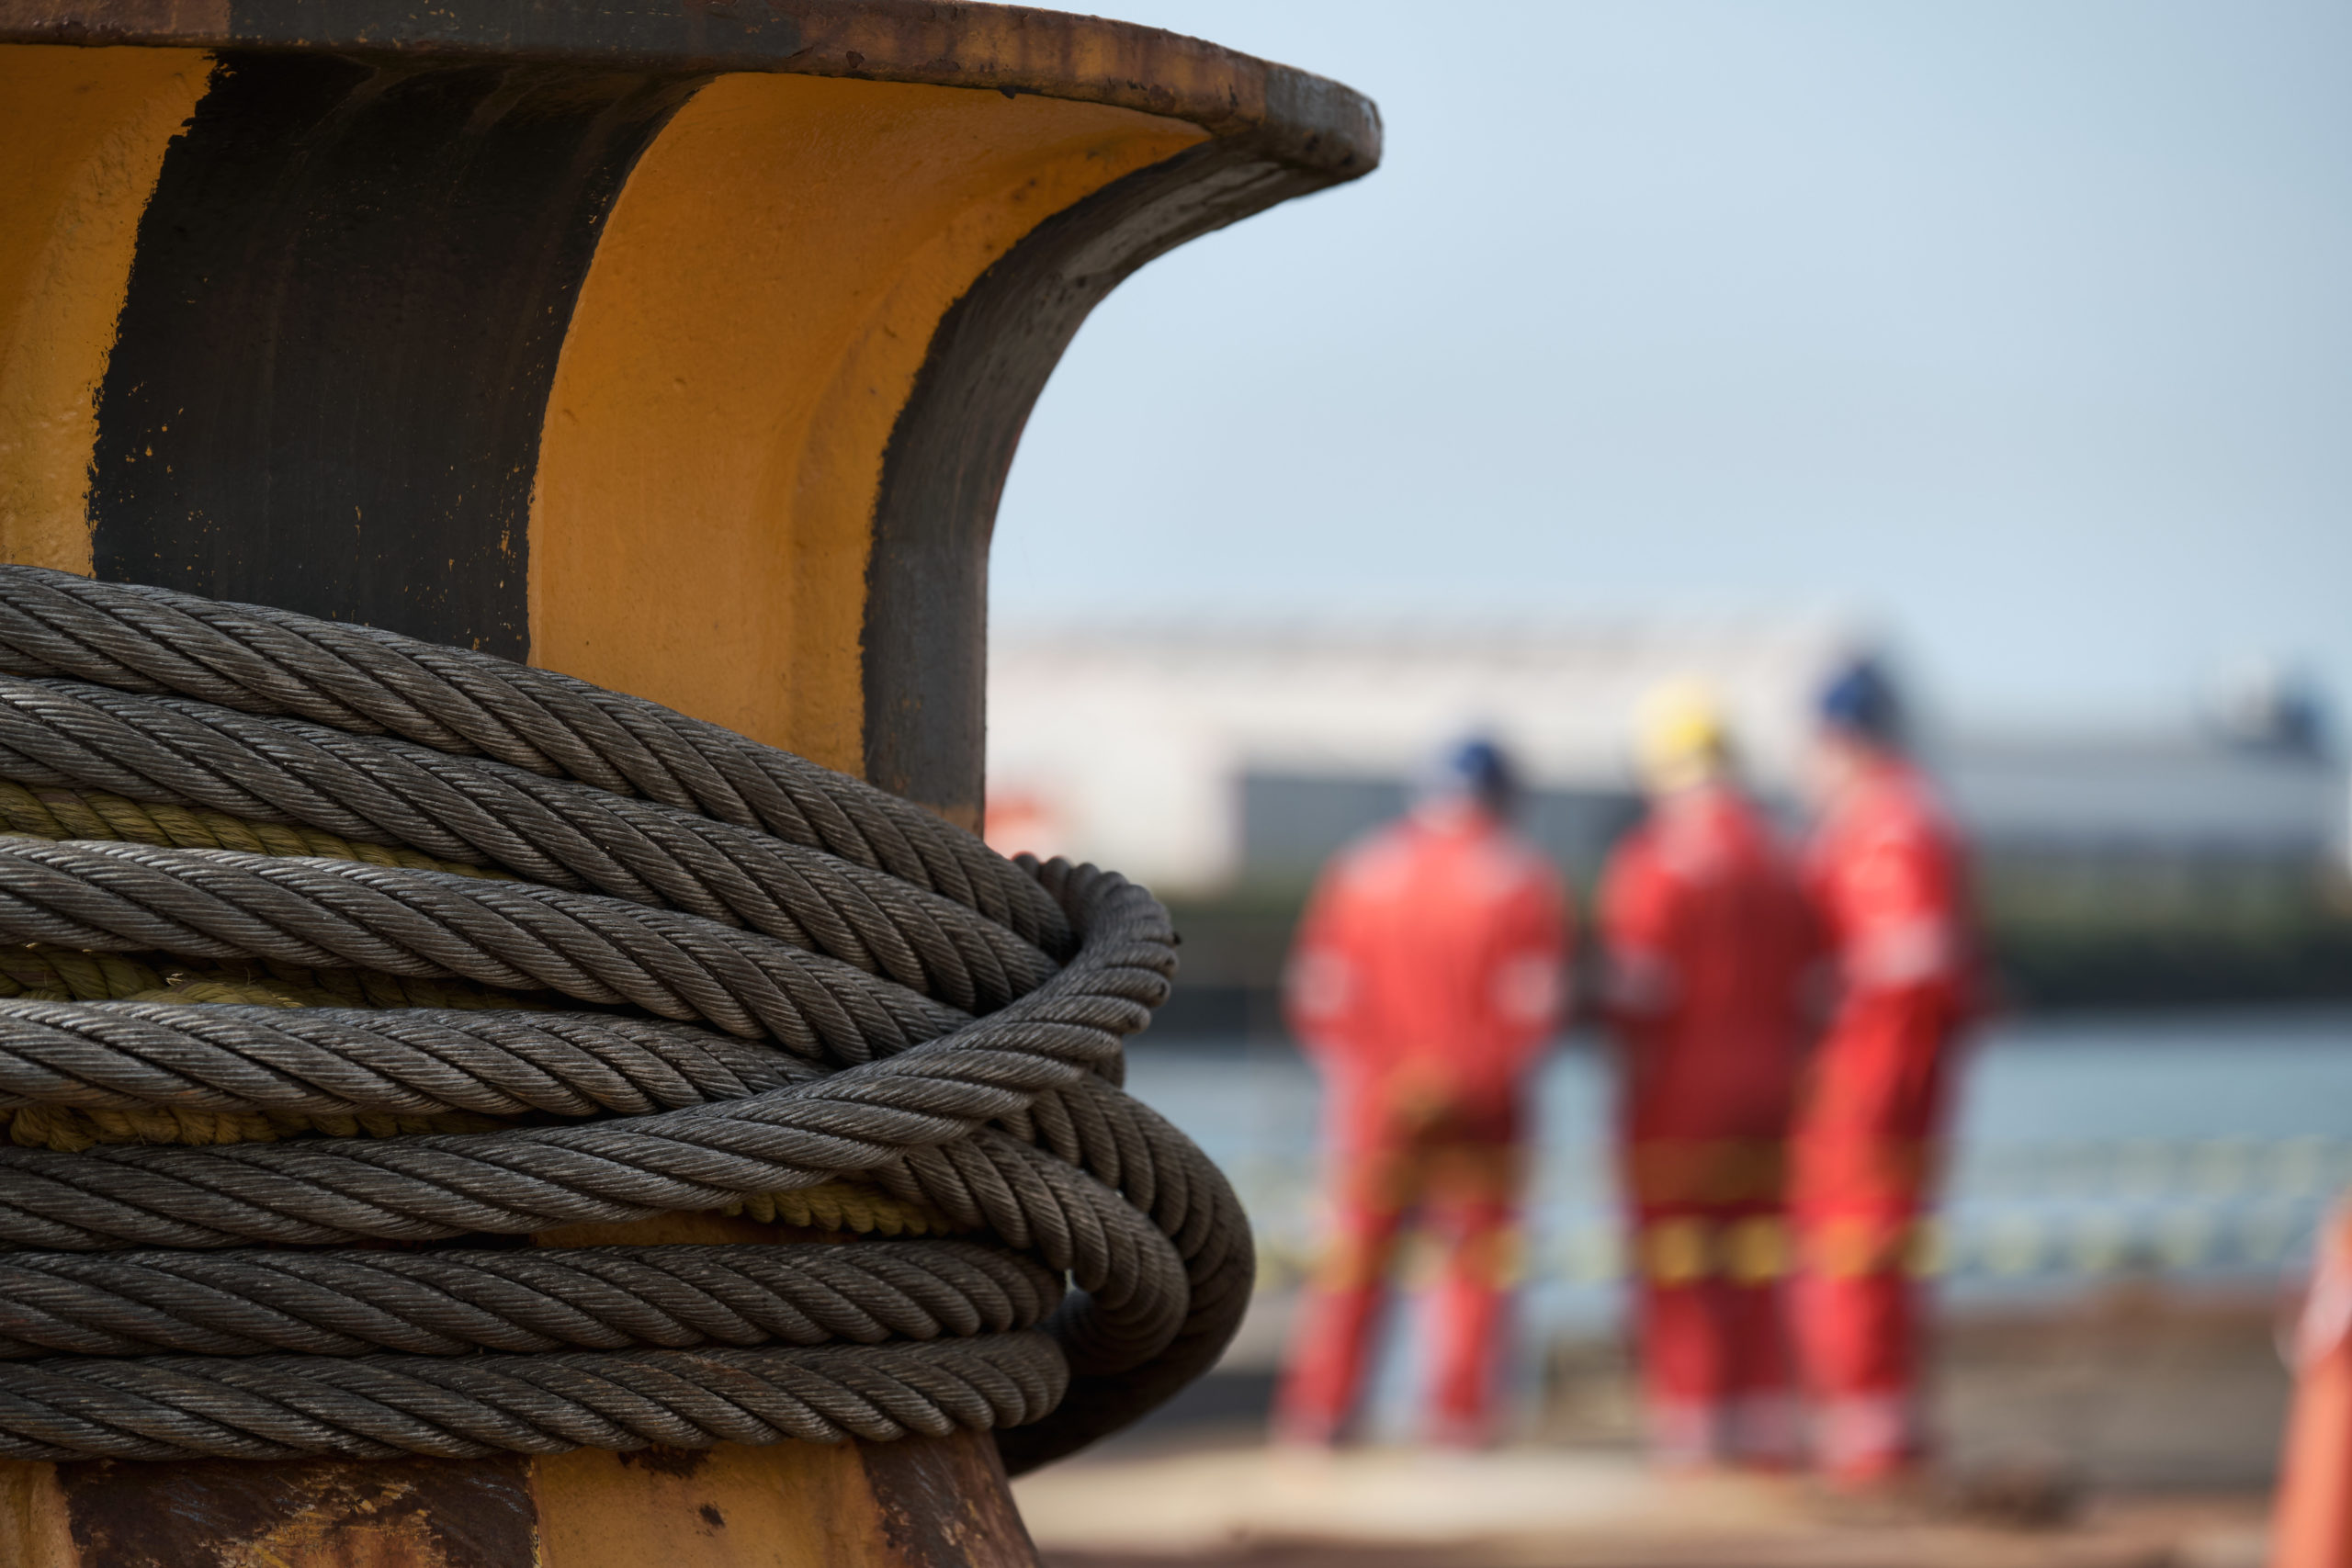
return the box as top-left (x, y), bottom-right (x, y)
top-left (0, 64), bottom-right (1176, 1564)
top-left (538, 1444), bottom-right (872, 1568)
top-left (0, 38), bottom-right (1275, 1568)
top-left (0, 42), bottom-right (206, 573)
top-left (527, 73), bottom-right (1204, 773)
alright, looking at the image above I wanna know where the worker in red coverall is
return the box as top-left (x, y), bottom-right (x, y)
top-left (1275, 738), bottom-right (1571, 1447)
top-left (1600, 683), bottom-right (1820, 1470)
top-left (1792, 660), bottom-right (1979, 1485)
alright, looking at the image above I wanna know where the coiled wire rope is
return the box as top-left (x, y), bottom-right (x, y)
top-left (0, 566), bottom-right (1250, 1471)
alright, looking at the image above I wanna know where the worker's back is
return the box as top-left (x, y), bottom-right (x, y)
top-left (1600, 692), bottom-right (1811, 1470)
top-left (1602, 783), bottom-right (1819, 1144)
top-left (1276, 750), bottom-right (1571, 1448)
top-left (1790, 658), bottom-right (1981, 1485)
top-left (1807, 756), bottom-right (1972, 1003)
top-left (1794, 753), bottom-right (1977, 1203)
top-left (1288, 803), bottom-right (1569, 1122)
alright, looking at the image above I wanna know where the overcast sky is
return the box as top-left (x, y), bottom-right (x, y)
top-left (989, 1), bottom-right (2352, 731)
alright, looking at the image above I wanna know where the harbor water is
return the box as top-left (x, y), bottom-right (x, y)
top-left (1128, 1007), bottom-right (2352, 1328)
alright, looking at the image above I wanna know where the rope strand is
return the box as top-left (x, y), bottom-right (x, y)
top-left (0, 566), bottom-right (1250, 1470)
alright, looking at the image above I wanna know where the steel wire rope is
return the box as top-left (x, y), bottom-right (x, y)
top-left (0, 567), bottom-right (1250, 1470)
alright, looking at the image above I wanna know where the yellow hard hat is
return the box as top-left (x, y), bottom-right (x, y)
top-left (1636, 680), bottom-right (1732, 790)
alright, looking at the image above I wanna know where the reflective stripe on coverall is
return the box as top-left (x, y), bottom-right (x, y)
top-left (1601, 782), bottom-right (1820, 1468)
top-left (1792, 756), bottom-right (1974, 1482)
top-left (1276, 804), bottom-right (1570, 1445)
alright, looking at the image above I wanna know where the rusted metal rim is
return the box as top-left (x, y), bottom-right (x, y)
top-left (0, 0), bottom-right (1381, 174)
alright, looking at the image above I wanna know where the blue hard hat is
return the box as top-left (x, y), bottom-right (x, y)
top-left (1423, 735), bottom-right (1519, 816)
top-left (1818, 658), bottom-right (1904, 745)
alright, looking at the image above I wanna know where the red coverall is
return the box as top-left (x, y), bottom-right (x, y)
top-left (1792, 756), bottom-right (1975, 1482)
top-left (1276, 804), bottom-right (1570, 1446)
top-left (2271, 1200), bottom-right (2352, 1568)
top-left (1600, 782), bottom-right (1819, 1468)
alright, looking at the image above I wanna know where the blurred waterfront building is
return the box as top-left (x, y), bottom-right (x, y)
top-left (985, 621), bottom-right (1848, 894)
top-left (987, 625), bottom-right (2346, 897)
top-left (1947, 732), bottom-right (2342, 870)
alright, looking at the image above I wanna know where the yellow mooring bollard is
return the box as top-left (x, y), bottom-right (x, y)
top-left (0, 5), bottom-right (1377, 1562)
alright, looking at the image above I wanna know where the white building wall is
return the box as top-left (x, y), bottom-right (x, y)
top-left (985, 621), bottom-right (1858, 892)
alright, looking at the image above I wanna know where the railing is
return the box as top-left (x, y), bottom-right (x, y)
top-left (1231, 1135), bottom-right (2350, 1292)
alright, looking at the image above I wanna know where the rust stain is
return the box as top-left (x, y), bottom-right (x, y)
top-left (862, 1433), bottom-right (1040, 1568)
top-left (57, 1452), bottom-right (539, 1568)
top-left (0, 1462), bottom-right (74, 1566)
top-left (535, 1441), bottom-right (873, 1568)
top-left (0, 1), bottom-right (227, 37)
top-left (0, 0), bottom-right (1385, 177)
top-left (613, 1448), bottom-right (710, 1481)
